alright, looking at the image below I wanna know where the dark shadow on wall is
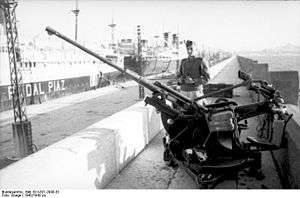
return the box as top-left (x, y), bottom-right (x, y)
top-left (77, 126), bottom-right (140, 188)
top-left (75, 128), bottom-right (117, 188)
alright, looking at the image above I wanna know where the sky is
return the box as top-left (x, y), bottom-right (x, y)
top-left (12, 0), bottom-right (300, 52)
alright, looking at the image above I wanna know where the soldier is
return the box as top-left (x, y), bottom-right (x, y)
top-left (177, 40), bottom-right (210, 104)
top-left (162, 40), bottom-right (211, 166)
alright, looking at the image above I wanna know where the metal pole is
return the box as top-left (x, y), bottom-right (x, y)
top-left (0, 0), bottom-right (33, 158)
top-left (137, 25), bottom-right (144, 99)
top-left (72, 0), bottom-right (79, 41)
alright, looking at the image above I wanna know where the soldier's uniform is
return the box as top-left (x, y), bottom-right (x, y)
top-left (163, 41), bottom-right (210, 165)
top-left (177, 56), bottom-right (210, 102)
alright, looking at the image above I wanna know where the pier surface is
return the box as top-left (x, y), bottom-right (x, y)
top-left (106, 57), bottom-right (282, 189)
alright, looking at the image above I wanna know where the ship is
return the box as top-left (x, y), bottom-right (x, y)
top-left (121, 32), bottom-right (232, 77)
top-left (122, 32), bottom-right (181, 76)
top-left (0, 19), bottom-right (125, 112)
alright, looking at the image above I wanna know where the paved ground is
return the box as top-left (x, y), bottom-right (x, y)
top-left (106, 57), bottom-right (282, 189)
top-left (0, 81), bottom-right (137, 127)
top-left (106, 131), bottom-right (281, 189)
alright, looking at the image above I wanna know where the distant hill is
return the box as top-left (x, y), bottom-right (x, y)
top-left (261, 44), bottom-right (300, 54)
top-left (239, 44), bottom-right (300, 55)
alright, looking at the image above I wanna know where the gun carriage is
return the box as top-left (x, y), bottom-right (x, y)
top-left (45, 27), bottom-right (292, 188)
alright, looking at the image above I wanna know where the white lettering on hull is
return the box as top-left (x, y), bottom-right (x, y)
top-left (39, 83), bottom-right (45, 94)
top-left (48, 81), bottom-right (53, 92)
top-left (33, 83), bottom-right (39, 96)
top-left (61, 80), bottom-right (65, 91)
top-left (5, 78), bottom-right (78, 101)
top-left (26, 84), bottom-right (32, 97)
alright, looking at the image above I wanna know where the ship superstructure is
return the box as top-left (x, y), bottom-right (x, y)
top-left (122, 31), bottom-right (184, 76)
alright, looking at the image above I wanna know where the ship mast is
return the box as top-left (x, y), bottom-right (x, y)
top-left (137, 25), bottom-right (144, 99)
top-left (108, 18), bottom-right (116, 50)
top-left (71, 0), bottom-right (80, 41)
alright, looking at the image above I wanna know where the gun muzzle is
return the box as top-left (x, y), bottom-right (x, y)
top-left (45, 26), bottom-right (56, 36)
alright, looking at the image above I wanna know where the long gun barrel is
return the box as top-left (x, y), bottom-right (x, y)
top-left (45, 26), bottom-right (159, 93)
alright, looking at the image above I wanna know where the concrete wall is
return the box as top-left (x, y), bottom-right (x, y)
top-left (272, 104), bottom-right (300, 188)
top-left (237, 56), bottom-right (254, 74)
top-left (252, 63), bottom-right (270, 81)
top-left (237, 55), bottom-right (300, 189)
top-left (0, 102), bottom-right (163, 189)
top-left (237, 56), bottom-right (271, 81)
top-left (237, 56), bottom-right (271, 102)
top-left (270, 71), bottom-right (299, 105)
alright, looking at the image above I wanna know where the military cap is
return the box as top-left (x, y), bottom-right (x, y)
top-left (185, 40), bottom-right (193, 48)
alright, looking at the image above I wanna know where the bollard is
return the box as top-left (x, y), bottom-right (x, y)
top-left (12, 121), bottom-right (33, 158)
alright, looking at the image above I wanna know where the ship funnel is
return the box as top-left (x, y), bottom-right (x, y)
top-left (163, 32), bottom-right (169, 48)
top-left (172, 34), bottom-right (179, 48)
top-left (0, 8), bottom-right (6, 42)
top-left (0, 8), bottom-right (4, 25)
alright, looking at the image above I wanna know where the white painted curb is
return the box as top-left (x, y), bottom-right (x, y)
top-left (0, 102), bottom-right (162, 189)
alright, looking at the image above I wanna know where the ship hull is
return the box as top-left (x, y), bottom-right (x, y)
top-left (124, 56), bottom-right (179, 76)
top-left (0, 71), bottom-right (121, 112)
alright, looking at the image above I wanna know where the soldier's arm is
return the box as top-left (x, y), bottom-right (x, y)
top-left (176, 60), bottom-right (183, 78)
top-left (177, 59), bottom-right (187, 85)
top-left (201, 58), bottom-right (210, 84)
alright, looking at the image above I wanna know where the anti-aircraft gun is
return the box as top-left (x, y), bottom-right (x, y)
top-left (45, 27), bottom-right (292, 188)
